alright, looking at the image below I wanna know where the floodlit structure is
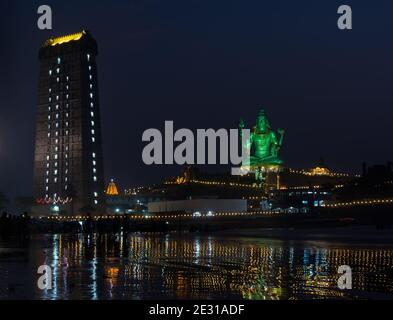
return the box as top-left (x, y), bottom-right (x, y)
top-left (240, 109), bottom-right (285, 186)
top-left (106, 179), bottom-right (119, 196)
top-left (33, 31), bottom-right (105, 215)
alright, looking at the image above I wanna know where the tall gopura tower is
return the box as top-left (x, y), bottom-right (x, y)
top-left (33, 31), bottom-right (105, 215)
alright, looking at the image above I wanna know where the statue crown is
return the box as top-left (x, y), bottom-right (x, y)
top-left (258, 109), bottom-right (266, 117)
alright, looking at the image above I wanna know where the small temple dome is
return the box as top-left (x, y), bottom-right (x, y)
top-left (106, 179), bottom-right (119, 196)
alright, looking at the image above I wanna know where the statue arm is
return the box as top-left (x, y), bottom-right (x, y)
top-left (270, 131), bottom-right (283, 158)
top-left (271, 131), bottom-right (279, 146)
top-left (277, 128), bottom-right (285, 146)
top-left (239, 119), bottom-right (253, 149)
top-left (246, 132), bottom-right (254, 149)
top-left (272, 129), bottom-right (284, 147)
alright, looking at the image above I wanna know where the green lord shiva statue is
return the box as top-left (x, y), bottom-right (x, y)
top-left (239, 109), bottom-right (285, 184)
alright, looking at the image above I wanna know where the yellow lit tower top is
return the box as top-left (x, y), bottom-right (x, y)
top-left (106, 179), bottom-right (119, 196)
top-left (43, 30), bottom-right (87, 47)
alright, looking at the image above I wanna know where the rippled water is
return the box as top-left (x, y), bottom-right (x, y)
top-left (1, 232), bottom-right (393, 300)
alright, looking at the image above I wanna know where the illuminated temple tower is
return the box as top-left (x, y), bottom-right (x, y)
top-left (33, 31), bottom-right (105, 215)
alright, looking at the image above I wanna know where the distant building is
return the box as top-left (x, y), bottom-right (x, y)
top-left (335, 162), bottom-right (393, 201)
top-left (103, 164), bottom-right (354, 216)
top-left (148, 199), bottom-right (247, 215)
top-left (33, 31), bottom-right (105, 216)
top-left (270, 187), bottom-right (332, 210)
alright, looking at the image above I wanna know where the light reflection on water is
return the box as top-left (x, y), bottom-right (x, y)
top-left (1, 233), bottom-right (393, 300)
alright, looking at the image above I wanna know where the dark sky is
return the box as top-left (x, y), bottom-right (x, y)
top-left (0, 0), bottom-right (392, 200)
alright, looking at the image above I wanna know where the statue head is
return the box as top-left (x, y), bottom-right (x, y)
top-left (255, 109), bottom-right (270, 133)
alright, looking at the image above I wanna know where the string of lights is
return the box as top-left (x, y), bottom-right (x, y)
top-left (323, 198), bottom-right (393, 208)
top-left (37, 197), bottom-right (393, 221)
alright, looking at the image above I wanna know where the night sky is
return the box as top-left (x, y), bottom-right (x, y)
top-left (0, 0), bottom-right (392, 201)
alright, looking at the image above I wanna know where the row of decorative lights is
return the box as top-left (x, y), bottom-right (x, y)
top-left (87, 53), bottom-right (100, 205)
top-left (45, 56), bottom-right (70, 198)
top-left (124, 186), bottom-right (149, 195)
top-left (279, 185), bottom-right (321, 190)
top-left (165, 175), bottom-right (355, 190)
top-left (289, 168), bottom-right (358, 178)
top-left (323, 198), bottom-right (393, 208)
top-left (165, 181), bottom-right (341, 192)
top-left (126, 169), bottom-right (365, 195)
top-left (37, 197), bottom-right (393, 221)
top-left (175, 179), bottom-right (262, 189)
top-left (38, 210), bottom-right (277, 221)
top-left (243, 196), bottom-right (267, 200)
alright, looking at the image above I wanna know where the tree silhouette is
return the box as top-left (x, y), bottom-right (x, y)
top-left (14, 196), bottom-right (35, 213)
top-left (79, 205), bottom-right (96, 215)
top-left (65, 184), bottom-right (77, 216)
top-left (0, 192), bottom-right (9, 210)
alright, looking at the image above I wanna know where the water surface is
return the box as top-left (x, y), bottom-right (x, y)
top-left (1, 232), bottom-right (393, 300)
